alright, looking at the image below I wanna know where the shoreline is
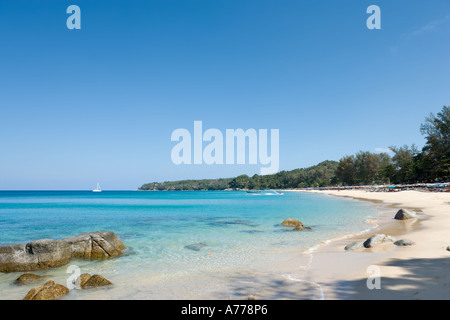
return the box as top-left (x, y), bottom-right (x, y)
top-left (291, 189), bottom-right (450, 300)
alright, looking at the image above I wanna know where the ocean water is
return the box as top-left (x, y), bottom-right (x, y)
top-left (0, 190), bottom-right (381, 299)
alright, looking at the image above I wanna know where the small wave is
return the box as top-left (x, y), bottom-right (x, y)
top-left (302, 222), bottom-right (380, 256)
top-left (284, 274), bottom-right (324, 300)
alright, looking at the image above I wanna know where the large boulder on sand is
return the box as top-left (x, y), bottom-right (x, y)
top-left (344, 242), bottom-right (365, 251)
top-left (63, 231), bottom-right (126, 259)
top-left (394, 209), bottom-right (417, 220)
top-left (0, 239), bottom-right (71, 273)
top-left (363, 234), bottom-right (396, 248)
top-left (394, 239), bottom-right (415, 246)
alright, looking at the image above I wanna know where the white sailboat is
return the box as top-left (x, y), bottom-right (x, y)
top-left (92, 182), bottom-right (102, 192)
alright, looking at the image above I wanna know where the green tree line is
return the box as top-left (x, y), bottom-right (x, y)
top-left (139, 160), bottom-right (338, 190)
top-left (336, 106), bottom-right (449, 185)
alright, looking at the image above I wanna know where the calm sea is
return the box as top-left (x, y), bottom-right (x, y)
top-left (0, 190), bottom-right (380, 299)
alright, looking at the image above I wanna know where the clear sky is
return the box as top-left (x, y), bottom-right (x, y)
top-left (0, 0), bottom-right (449, 190)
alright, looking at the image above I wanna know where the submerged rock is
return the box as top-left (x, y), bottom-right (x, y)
top-left (23, 280), bottom-right (69, 300)
top-left (394, 239), bottom-right (416, 246)
top-left (293, 224), bottom-right (312, 231)
top-left (15, 273), bottom-right (44, 285)
top-left (394, 209), bottom-right (417, 220)
top-left (184, 242), bottom-right (207, 251)
top-left (209, 220), bottom-right (257, 227)
top-left (240, 230), bottom-right (264, 234)
top-left (363, 234), bottom-right (396, 248)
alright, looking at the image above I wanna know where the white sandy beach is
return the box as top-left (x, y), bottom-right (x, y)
top-left (294, 190), bottom-right (450, 300)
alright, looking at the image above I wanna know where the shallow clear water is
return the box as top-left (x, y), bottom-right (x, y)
top-left (0, 190), bottom-right (380, 299)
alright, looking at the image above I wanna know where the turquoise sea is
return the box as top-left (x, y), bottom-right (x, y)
top-left (0, 191), bottom-right (381, 299)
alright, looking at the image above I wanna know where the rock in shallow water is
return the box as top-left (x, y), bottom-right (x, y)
top-left (292, 224), bottom-right (312, 231)
top-left (0, 231), bottom-right (126, 272)
top-left (77, 274), bottom-right (112, 288)
top-left (15, 273), bottom-right (44, 285)
top-left (281, 218), bottom-right (314, 231)
top-left (281, 218), bottom-right (303, 227)
top-left (0, 239), bottom-right (71, 273)
top-left (64, 231), bottom-right (126, 259)
top-left (23, 280), bottom-right (69, 300)
top-left (77, 273), bottom-right (92, 288)
top-left (394, 209), bottom-right (417, 220)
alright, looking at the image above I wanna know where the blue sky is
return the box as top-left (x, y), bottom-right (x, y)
top-left (0, 0), bottom-right (449, 189)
